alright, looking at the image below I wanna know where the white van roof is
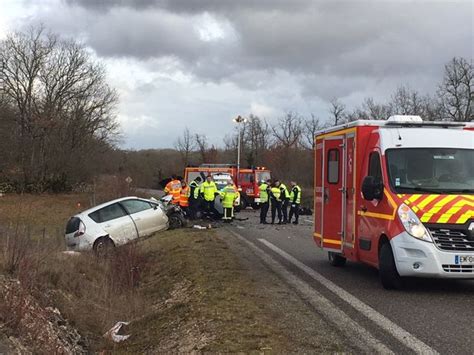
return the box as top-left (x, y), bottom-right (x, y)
top-left (315, 117), bottom-right (473, 137)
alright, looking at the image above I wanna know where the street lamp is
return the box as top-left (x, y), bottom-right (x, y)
top-left (232, 115), bottom-right (247, 177)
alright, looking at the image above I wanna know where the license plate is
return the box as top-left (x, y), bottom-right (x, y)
top-left (254, 198), bottom-right (261, 203)
top-left (454, 255), bottom-right (474, 265)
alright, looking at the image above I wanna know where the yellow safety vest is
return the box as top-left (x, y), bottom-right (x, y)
top-left (259, 183), bottom-right (269, 203)
top-left (271, 187), bottom-right (281, 202)
top-left (221, 185), bottom-right (238, 208)
top-left (200, 181), bottom-right (218, 201)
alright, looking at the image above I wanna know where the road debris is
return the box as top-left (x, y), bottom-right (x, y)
top-left (104, 321), bottom-right (130, 343)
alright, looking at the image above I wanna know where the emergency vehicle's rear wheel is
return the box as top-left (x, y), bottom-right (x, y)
top-left (379, 242), bottom-right (403, 290)
top-left (239, 198), bottom-right (248, 210)
top-left (328, 252), bottom-right (346, 267)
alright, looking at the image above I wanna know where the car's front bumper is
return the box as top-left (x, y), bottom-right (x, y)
top-left (391, 231), bottom-right (474, 278)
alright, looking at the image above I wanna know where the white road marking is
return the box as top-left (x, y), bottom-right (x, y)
top-left (258, 238), bottom-right (438, 354)
top-left (227, 229), bottom-right (393, 354)
top-left (304, 219), bottom-right (313, 223)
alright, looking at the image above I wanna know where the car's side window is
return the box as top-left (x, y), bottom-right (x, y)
top-left (89, 203), bottom-right (127, 223)
top-left (121, 199), bottom-right (153, 215)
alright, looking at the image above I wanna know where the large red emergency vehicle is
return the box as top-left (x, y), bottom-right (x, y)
top-left (184, 164), bottom-right (271, 209)
top-left (314, 115), bottom-right (474, 289)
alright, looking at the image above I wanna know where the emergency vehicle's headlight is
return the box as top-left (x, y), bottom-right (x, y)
top-left (397, 204), bottom-right (432, 242)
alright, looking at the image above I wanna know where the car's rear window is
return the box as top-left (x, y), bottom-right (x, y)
top-left (65, 217), bottom-right (81, 234)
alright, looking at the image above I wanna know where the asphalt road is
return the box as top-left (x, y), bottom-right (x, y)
top-left (231, 209), bottom-right (474, 354)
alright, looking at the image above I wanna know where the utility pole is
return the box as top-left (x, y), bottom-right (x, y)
top-left (232, 115), bottom-right (247, 177)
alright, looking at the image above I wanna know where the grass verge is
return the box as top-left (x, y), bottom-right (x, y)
top-left (112, 228), bottom-right (288, 353)
top-left (0, 193), bottom-right (290, 353)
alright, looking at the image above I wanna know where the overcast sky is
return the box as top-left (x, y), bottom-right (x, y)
top-left (0, 0), bottom-right (472, 149)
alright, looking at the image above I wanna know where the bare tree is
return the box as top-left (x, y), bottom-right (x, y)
top-left (389, 85), bottom-right (425, 116)
top-left (194, 133), bottom-right (209, 163)
top-left (302, 113), bottom-right (321, 149)
top-left (438, 57), bottom-right (473, 122)
top-left (271, 112), bottom-right (303, 149)
top-left (175, 127), bottom-right (195, 166)
top-left (345, 97), bottom-right (392, 122)
top-left (329, 98), bottom-right (345, 126)
top-left (0, 25), bottom-right (119, 191)
top-left (243, 115), bottom-right (271, 166)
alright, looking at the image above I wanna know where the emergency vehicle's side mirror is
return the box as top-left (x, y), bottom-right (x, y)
top-left (361, 176), bottom-right (384, 201)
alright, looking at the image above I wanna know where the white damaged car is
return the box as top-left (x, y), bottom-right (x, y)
top-left (65, 197), bottom-right (168, 254)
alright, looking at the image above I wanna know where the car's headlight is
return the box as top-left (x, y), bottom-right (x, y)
top-left (397, 204), bottom-right (432, 242)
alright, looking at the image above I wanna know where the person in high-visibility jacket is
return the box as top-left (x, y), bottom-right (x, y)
top-left (288, 181), bottom-right (302, 225)
top-left (270, 180), bottom-right (282, 224)
top-left (179, 180), bottom-right (190, 215)
top-left (220, 181), bottom-right (239, 222)
top-left (164, 175), bottom-right (181, 204)
top-left (199, 175), bottom-right (219, 218)
top-left (258, 179), bottom-right (271, 224)
top-left (188, 176), bottom-right (202, 220)
top-left (279, 182), bottom-right (291, 224)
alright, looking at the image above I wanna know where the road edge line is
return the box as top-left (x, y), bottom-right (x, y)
top-left (258, 238), bottom-right (438, 354)
top-left (227, 229), bottom-right (393, 354)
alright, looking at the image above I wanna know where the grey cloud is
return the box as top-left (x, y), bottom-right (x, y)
top-left (14, 0), bottom-right (473, 149)
top-left (58, 1), bottom-right (471, 81)
top-left (64, 0), bottom-right (309, 14)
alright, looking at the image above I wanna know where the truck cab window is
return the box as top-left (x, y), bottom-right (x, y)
top-left (368, 152), bottom-right (382, 180)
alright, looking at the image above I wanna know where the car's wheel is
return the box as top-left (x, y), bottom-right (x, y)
top-left (168, 213), bottom-right (185, 229)
top-left (379, 242), bottom-right (403, 290)
top-left (328, 252), bottom-right (346, 266)
top-left (93, 236), bottom-right (115, 257)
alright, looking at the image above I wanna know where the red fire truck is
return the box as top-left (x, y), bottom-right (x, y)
top-left (314, 115), bottom-right (474, 289)
top-left (184, 164), bottom-right (271, 209)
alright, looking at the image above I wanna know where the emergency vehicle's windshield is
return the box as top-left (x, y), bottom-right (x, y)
top-left (256, 171), bottom-right (271, 183)
top-left (386, 148), bottom-right (474, 194)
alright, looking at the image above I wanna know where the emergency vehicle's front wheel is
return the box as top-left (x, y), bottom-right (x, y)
top-left (328, 252), bottom-right (346, 267)
top-left (379, 242), bottom-right (403, 290)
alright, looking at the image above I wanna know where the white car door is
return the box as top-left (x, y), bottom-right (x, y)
top-left (120, 199), bottom-right (167, 237)
top-left (90, 203), bottom-right (138, 245)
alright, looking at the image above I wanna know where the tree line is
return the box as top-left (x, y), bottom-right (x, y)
top-left (0, 26), bottom-right (472, 192)
top-left (0, 26), bottom-right (119, 192)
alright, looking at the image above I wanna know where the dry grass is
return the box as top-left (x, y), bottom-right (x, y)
top-left (0, 192), bottom-right (292, 353)
top-left (0, 192), bottom-right (149, 352)
top-left (113, 229), bottom-right (289, 354)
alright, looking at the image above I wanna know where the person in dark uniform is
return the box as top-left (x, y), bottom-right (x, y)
top-left (270, 180), bottom-right (282, 224)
